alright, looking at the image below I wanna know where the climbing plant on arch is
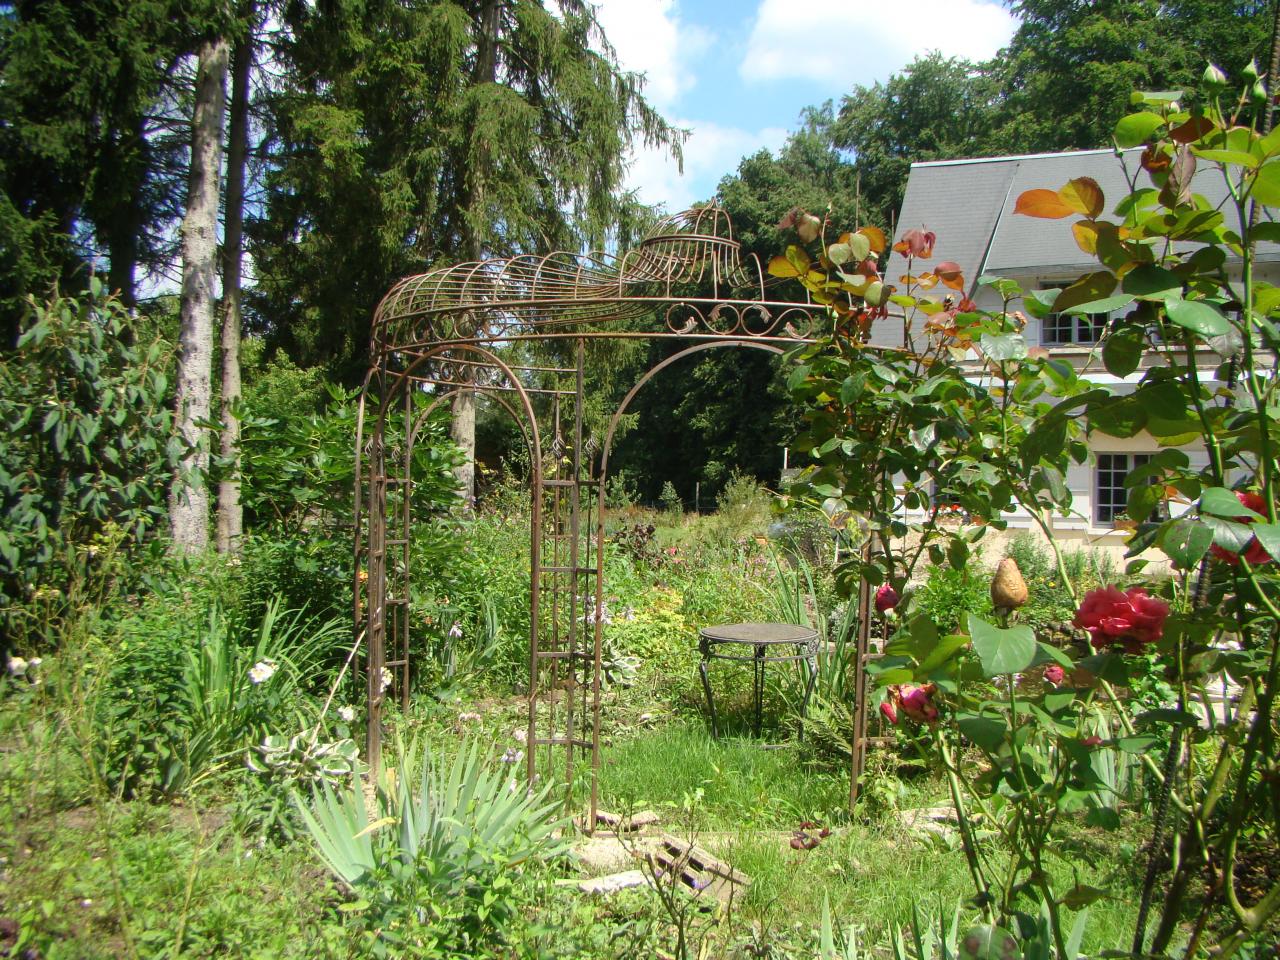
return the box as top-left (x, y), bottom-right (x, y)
top-left (353, 205), bottom-right (879, 826)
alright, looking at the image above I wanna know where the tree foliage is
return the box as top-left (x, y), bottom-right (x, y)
top-left (0, 0), bottom-right (230, 329)
top-left (997, 0), bottom-right (1272, 152)
top-left (248, 0), bottom-right (679, 382)
top-left (832, 54), bottom-right (1004, 228)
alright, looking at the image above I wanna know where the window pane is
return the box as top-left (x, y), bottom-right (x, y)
top-left (1095, 453), bottom-right (1129, 524)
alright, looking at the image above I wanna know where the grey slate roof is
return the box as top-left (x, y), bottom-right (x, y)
top-left (884, 147), bottom-right (1276, 295)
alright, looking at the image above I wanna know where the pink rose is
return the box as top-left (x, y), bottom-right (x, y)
top-left (1209, 491), bottom-right (1274, 567)
top-left (1082, 735), bottom-right (1103, 748)
top-left (1043, 664), bottom-right (1065, 685)
top-left (875, 584), bottom-right (900, 613)
top-left (1072, 586), bottom-right (1170, 653)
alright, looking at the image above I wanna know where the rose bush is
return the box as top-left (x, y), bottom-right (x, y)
top-left (779, 63), bottom-right (1280, 958)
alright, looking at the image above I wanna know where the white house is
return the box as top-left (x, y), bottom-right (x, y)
top-left (873, 148), bottom-right (1277, 560)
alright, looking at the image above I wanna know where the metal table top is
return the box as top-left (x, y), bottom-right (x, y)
top-left (699, 622), bottom-right (818, 645)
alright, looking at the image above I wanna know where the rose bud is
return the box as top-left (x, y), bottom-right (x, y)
top-left (1082, 735), bottom-right (1103, 748)
top-left (1043, 664), bottom-right (1065, 685)
top-left (990, 558), bottom-right (1029, 610)
top-left (1201, 63), bottom-right (1227, 91)
top-left (875, 583), bottom-right (900, 613)
top-left (880, 699), bottom-right (899, 725)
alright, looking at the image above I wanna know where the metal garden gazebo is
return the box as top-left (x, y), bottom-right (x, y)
top-left (353, 205), bottom-right (876, 827)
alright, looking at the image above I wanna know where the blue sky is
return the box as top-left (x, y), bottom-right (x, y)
top-left (592, 0), bottom-right (1019, 212)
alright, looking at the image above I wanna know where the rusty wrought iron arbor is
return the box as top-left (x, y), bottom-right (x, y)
top-left (354, 205), bottom-right (876, 826)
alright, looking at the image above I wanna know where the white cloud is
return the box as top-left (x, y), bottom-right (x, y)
top-left (625, 119), bottom-right (790, 212)
top-left (741, 0), bottom-right (1017, 89)
top-left (592, 0), bottom-right (712, 112)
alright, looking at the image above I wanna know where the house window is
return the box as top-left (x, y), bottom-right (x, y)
top-left (1040, 283), bottom-right (1109, 345)
top-left (1095, 453), bottom-right (1154, 525)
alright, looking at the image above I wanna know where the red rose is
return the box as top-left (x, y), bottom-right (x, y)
top-left (1043, 664), bottom-right (1065, 685)
top-left (1209, 491), bottom-right (1274, 567)
top-left (1072, 586), bottom-right (1170, 653)
top-left (875, 584), bottom-right (900, 613)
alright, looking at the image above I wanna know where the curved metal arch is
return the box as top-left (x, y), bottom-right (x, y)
top-left (598, 338), bottom-right (786, 480)
top-left (359, 342), bottom-right (545, 772)
top-left (583, 338), bottom-right (789, 828)
top-left (361, 203), bottom-right (879, 826)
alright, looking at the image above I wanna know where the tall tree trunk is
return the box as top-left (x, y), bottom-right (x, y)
top-left (170, 36), bottom-right (229, 553)
top-left (450, 0), bottom-right (501, 510)
top-left (217, 29), bottom-right (252, 555)
top-left (103, 89), bottom-right (145, 314)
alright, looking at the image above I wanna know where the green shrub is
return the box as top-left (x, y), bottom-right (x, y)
top-left (0, 284), bottom-right (179, 648)
top-left (913, 562), bottom-right (991, 634)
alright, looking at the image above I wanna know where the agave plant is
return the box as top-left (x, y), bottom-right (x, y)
top-left (294, 735), bottom-right (569, 897)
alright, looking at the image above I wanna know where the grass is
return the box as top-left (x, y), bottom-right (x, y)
top-left (594, 719), bottom-right (849, 830)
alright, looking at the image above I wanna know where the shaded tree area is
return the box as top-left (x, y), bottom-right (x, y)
top-left (0, 0), bottom-right (223, 339)
top-left (832, 54), bottom-right (1004, 230)
top-left (604, 108), bottom-right (858, 506)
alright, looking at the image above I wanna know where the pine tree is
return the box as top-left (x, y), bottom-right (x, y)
top-left (248, 0), bottom-right (680, 501)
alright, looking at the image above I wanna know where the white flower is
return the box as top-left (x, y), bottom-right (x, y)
top-left (227, 556), bottom-right (242, 568)
top-left (378, 667), bottom-right (393, 692)
top-left (458, 711), bottom-right (482, 723)
top-left (7, 656), bottom-right (28, 677)
top-left (500, 747), bottom-right (524, 764)
top-left (337, 705), bottom-right (356, 724)
top-left (448, 622), bottom-right (463, 639)
top-left (249, 660), bottom-right (277, 685)
top-left (513, 727), bottom-right (528, 744)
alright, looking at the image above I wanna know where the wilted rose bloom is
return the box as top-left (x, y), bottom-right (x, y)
top-left (1072, 586), bottom-right (1170, 653)
top-left (1209, 491), bottom-right (1274, 567)
top-left (899, 684), bottom-right (940, 724)
top-left (1042, 664), bottom-right (1065, 686)
top-left (883, 684), bottom-right (939, 725)
top-left (875, 584), bottom-right (900, 613)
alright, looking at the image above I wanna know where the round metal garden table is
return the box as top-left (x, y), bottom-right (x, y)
top-left (697, 622), bottom-right (820, 739)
